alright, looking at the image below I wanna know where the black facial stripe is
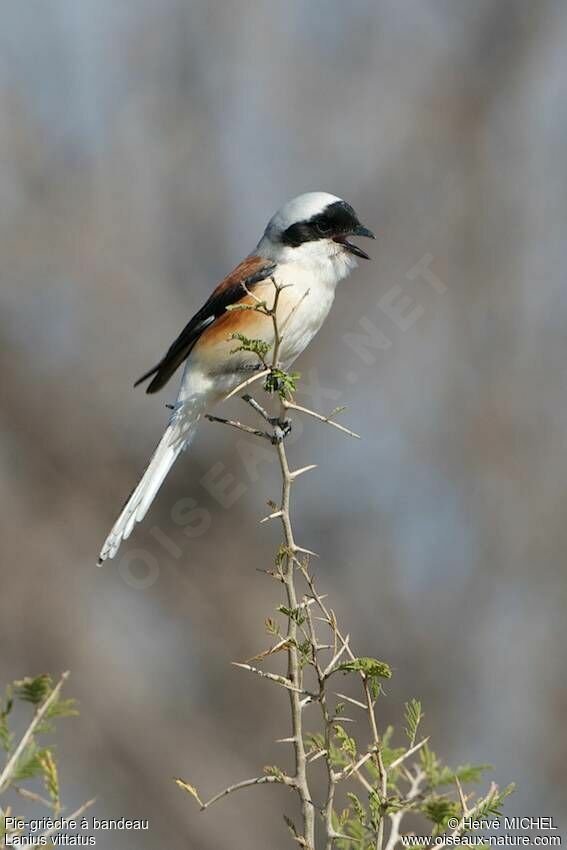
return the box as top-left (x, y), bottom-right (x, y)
top-left (281, 200), bottom-right (360, 247)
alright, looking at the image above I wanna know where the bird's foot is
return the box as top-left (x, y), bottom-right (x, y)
top-left (271, 418), bottom-right (292, 444)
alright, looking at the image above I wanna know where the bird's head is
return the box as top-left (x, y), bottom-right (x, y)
top-left (257, 192), bottom-right (375, 276)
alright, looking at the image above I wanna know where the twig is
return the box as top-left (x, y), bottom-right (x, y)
top-left (455, 775), bottom-right (468, 814)
top-left (274, 398), bottom-right (316, 848)
top-left (242, 393), bottom-right (275, 424)
top-left (335, 747), bottom-right (378, 782)
top-left (280, 288), bottom-right (311, 335)
top-left (0, 671), bottom-right (70, 794)
top-left (232, 662), bottom-right (317, 699)
top-left (322, 636), bottom-right (351, 678)
top-left (200, 774), bottom-right (295, 811)
top-left (388, 737), bottom-right (430, 770)
top-left (224, 368), bottom-right (271, 401)
top-left (268, 277), bottom-right (286, 366)
top-left (14, 786), bottom-right (53, 810)
top-left (333, 692), bottom-right (368, 711)
top-left (283, 400), bottom-right (361, 439)
top-left (384, 769), bottom-right (425, 850)
top-left (205, 413), bottom-right (271, 441)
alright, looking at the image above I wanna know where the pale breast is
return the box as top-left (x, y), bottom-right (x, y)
top-left (269, 266), bottom-right (336, 368)
top-left (186, 263), bottom-right (337, 400)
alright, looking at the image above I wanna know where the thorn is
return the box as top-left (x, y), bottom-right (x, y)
top-left (231, 663), bottom-right (313, 695)
top-left (388, 737), bottom-right (430, 770)
top-left (296, 596), bottom-right (319, 610)
top-left (275, 736), bottom-right (297, 744)
top-left (283, 400), bottom-right (361, 439)
top-left (289, 464), bottom-right (318, 481)
top-left (294, 545), bottom-right (319, 558)
top-left (322, 635), bottom-right (351, 677)
top-left (256, 568), bottom-right (285, 582)
top-left (334, 692), bottom-right (368, 710)
top-left (455, 775), bottom-right (468, 815)
top-left (307, 749), bottom-right (328, 764)
top-left (260, 510), bottom-right (283, 524)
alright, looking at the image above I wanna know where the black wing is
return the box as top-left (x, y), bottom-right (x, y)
top-left (135, 256), bottom-right (276, 394)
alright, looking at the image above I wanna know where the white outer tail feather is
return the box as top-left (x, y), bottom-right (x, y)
top-left (97, 400), bottom-right (203, 564)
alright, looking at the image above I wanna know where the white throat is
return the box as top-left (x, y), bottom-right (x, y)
top-left (256, 234), bottom-right (358, 289)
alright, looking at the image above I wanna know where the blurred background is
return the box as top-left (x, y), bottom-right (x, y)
top-left (1, 1), bottom-right (566, 846)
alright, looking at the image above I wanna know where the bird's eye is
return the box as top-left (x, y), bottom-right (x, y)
top-left (315, 221), bottom-right (331, 236)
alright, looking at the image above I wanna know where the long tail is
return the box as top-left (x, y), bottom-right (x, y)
top-left (98, 400), bottom-right (203, 564)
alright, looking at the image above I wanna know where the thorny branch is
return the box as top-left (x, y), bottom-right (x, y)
top-left (176, 279), bottom-right (513, 848)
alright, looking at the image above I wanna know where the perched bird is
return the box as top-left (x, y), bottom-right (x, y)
top-left (98, 192), bottom-right (374, 563)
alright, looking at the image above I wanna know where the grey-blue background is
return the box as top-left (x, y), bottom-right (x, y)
top-left (1, 2), bottom-right (566, 847)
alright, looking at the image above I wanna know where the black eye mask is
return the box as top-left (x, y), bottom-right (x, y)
top-left (281, 201), bottom-right (374, 259)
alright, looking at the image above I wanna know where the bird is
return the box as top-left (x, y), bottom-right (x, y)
top-left (98, 192), bottom-right (374, 564)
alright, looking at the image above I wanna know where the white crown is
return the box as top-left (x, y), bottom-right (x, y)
top-left (265, 192), bottom-right (342, 235)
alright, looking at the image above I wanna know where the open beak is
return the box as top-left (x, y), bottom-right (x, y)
top-left (333, 223), bottom-right (376, 260)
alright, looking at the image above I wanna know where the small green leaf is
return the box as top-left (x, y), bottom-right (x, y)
top-left (346, 792), bottom-right (365, 824)
top-left (306, 733), bottom-right (325, 756)
top-left (297, 640), bottom-right (312, 669)
top-left (265, 618), bottom-right (279, 636)
top-left (0, 688), bottom-right (14, 753)
top-left (229, 331), bottom-right (272, 363)
top-left (12, 743), bottom-right (50, 781)
top-left (335, 658), bottom-right (392, 679)
top-left (226, 300), bottom-right (268, 312)
top-left (277, 605), bottom-right (305, 626)
top-left (14, 675), bottom-right (53, 706)
top-left (404, 698), bottom-right (423, 747)
top-left (334, 656), bottom-right (392, 694)
top-left (0, 716), bottom-right (13, 753)
top-left (380, 745), bottom-right (406, 769)
top-left (264, 369), bottom-right (300, 399)
top-left (45, 698), bottom-right (79, 720)
top-left (368, 787), bottom-right (382, 828)
top-left (39, 749), bottom-right (60, 811)
top-left (275, 544), bottom-right (293, 567)
top-left (422, 796), bottom-right (461, 834)
top-left (435, 763), bottom-right (492, 786)
top-left (334, 724), bottom-right (357, 760)
top-left (263, 765), bottom-right (286, 781)
top-left (472, 783), bottom-right (515, 821)
top-left (420, 744), bottom-right (440, 786)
